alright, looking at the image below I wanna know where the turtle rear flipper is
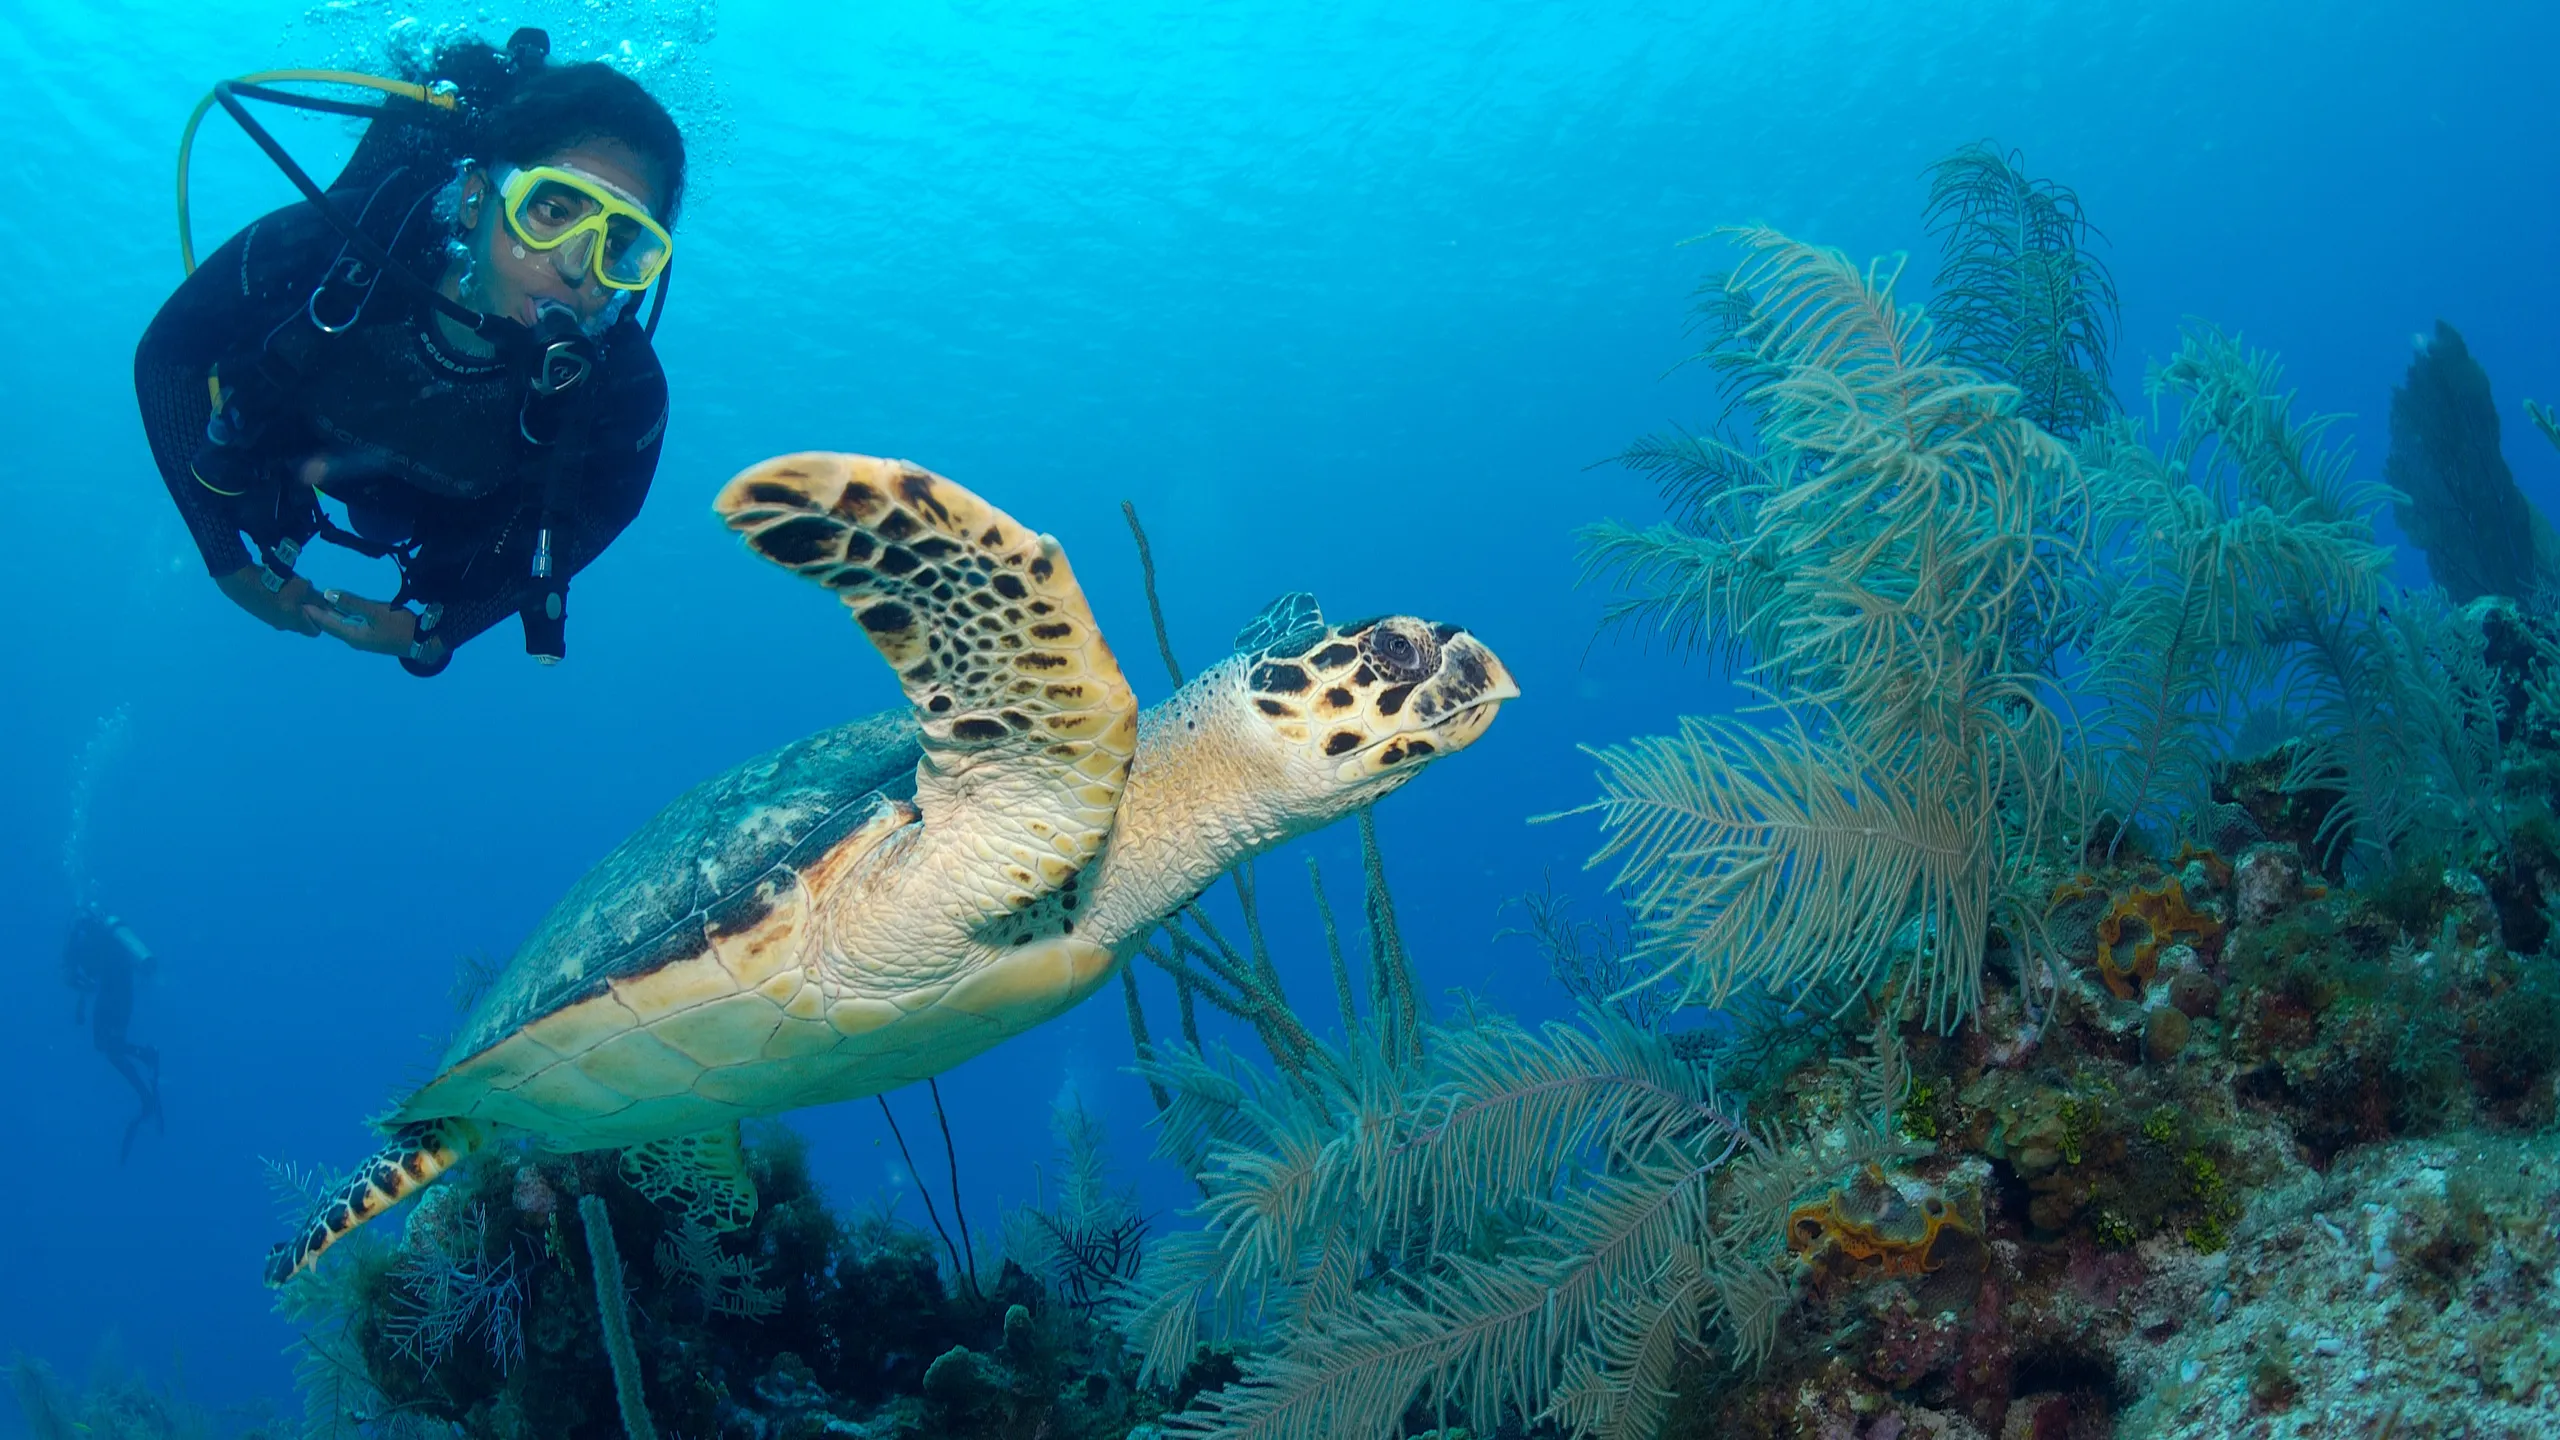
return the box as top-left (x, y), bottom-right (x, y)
top-left (264, 1117), bottom-right (490, 1286)
top-left (619, 1122), bottom-right (757, 1233)
top-left (716, 455), bottom-right (1141, 929)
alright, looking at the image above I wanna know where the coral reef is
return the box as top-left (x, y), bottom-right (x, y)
top-left (2221, 861), bottom-right (2560, 1161)
top-left (1093, 148), bottom-right (2560, 1440)
top-left (244, 146), bottom-right (2560, 1440)
top-left (274, 1121), bottom-right (1168, 1440)
top-left (1624, 744), bottom-right (2560, 1438)
top-left (1387, 146), bottom-right (2560, 1440)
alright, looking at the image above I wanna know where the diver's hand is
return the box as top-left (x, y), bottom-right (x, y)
top-left (303, 588), bottom-right (444, 664)
top-left (216, 566), bottom-right (324, 636)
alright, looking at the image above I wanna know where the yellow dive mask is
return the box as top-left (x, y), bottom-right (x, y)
top-left (493, 164), bottom-right (673, 291)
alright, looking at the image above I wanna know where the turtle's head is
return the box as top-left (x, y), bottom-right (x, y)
top-left (1085, 592), bottom-right (1516, 950)
top-left (1231, 592), bottom-right (1518, 814)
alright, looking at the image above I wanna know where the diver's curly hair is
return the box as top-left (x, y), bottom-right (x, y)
top-left (418, 38), bottom-right (688, 223)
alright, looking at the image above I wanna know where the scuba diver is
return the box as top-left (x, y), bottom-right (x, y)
top-left (138, 30), bottom-right (685, 676)
top-left (62, 905), bottom-right (163, 1162)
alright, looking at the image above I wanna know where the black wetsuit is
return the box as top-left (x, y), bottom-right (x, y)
top-left (63, 915), bottom-right (162, 1162)
top-left (136, 169), bottom-right (670, 674)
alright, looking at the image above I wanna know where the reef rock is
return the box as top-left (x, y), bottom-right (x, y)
top-left (2235, 844), bottom-right (2308, 925)
top-left (2117, 1131), bottom-right (2560, 1434)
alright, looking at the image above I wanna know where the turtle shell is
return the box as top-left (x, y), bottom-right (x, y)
top-left (442, 710), bottom-right (921, 1069)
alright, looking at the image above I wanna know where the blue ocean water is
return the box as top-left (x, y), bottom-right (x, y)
top-left (0, 0), bottom-right (2553, 1427)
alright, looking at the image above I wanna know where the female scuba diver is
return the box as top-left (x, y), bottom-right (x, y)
top-left (138, 31), bottom-right (684, 676)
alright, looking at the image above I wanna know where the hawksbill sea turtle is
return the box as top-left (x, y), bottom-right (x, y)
top-left (267, 452), bottom-right (1517, 1282)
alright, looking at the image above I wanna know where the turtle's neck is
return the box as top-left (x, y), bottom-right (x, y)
top-left (1080, 658), bottom-right (1301, 955)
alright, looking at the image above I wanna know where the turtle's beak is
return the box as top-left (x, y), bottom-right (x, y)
top-left (1418, 635), bottom-right (1517, 754)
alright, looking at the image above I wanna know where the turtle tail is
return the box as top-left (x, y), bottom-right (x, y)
top-left (263, 1117), bottom-right (491, 1286)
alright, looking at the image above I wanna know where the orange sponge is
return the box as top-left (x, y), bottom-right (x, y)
top-left (2171, 842), bottom-right (2234, 892)
top-left (2095, 879), bottom-right (2222, 1000)
top-left (1786, 1164), bottom-right (1971, 1278)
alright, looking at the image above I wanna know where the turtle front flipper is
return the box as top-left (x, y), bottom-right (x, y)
top-left (716, 455), bottom-right (1140, 933)
top-left (619, 1123), bottom-right (757, 1233)
top-left (264, 1117), bottom-right (490, 1285)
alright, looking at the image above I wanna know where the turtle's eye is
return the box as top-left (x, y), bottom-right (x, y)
top-left (1363, 622), bottom-right (1436, 684)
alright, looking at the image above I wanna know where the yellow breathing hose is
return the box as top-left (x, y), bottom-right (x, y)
top-left (177, 70), bottom-right (458, 274)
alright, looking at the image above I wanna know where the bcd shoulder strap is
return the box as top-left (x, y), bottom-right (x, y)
top-left (202, 166), bottom-right (467, 594)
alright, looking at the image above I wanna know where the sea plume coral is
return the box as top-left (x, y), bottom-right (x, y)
top-left (1573, 226), bottom-right (2087, 1031)
top-left (1123, 1004), bottom-right (1922, 1440)
top-left (380, 1198), bottom-right (524, 1372)
top-left (1921, 141), bottom-right (2121, 439)
top-left (2077, 325), bottom-right (2393, 851)
top-left (1001, 1093), bottom-right (1148, 1316)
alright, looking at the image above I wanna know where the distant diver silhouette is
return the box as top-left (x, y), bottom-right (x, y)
top-left (64, 906), bottom-right (163, 1161)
